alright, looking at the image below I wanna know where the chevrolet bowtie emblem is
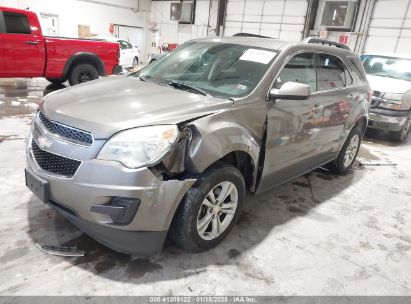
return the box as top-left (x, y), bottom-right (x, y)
top-left (37, 136), bottom-right (53, 149)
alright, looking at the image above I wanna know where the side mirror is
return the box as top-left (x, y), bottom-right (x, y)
top-left (268, 81), bottom-right (311, 101)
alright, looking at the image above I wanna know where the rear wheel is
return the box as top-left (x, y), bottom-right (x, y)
top-left (327, 127), bottom-right (362, 175)
top-left (46, 77), bottom-right (66, 85)
top-left (169, 164), bottom-right (245, 252)
top-left (68, 63), bottom-right (99, 86)
top-left (390, 116), bottom-right (410, 142)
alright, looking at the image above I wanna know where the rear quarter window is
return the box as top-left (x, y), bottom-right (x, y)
top-left (317, 54), bottom-right (352, 91)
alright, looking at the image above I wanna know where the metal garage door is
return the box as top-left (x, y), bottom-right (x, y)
top-left (223, 0), bottom-right (308, 41)
top-left (364, 0), bottom-right (411, 54)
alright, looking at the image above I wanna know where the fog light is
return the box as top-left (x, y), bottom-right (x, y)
top-left (91, 197), bottom-right (140, 226)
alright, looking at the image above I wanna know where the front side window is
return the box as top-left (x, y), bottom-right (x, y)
top-left (138, 42), bottom-right (278, 98)
top-left (361, 55), bottom-right (411, 82)
top-left (317, 54), bottom-right (350, 91)
top-left (274, 53), bottom-right (317, 92)
top-left (3, 12), bottom-right (31, 34)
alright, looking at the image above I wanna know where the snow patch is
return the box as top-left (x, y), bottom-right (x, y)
top-left (24, 103), bottom-right (39, 109)
top-left (11, 101), bottom-right (21, 106)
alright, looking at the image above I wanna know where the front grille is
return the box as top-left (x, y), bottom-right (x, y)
top-left (38, 112), bottom-right (93, 145)
top-left (31, 140), bottom-right (81, 177)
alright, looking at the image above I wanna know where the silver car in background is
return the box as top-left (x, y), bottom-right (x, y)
top-left (361, 53), bottom-right (411, 141)
top-left (25, 37), bottom-right (370, 255)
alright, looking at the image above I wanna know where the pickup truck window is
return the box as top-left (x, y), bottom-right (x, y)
top-left (274, 53), bottom-right (317, 92)
top-left (3, 12), bottom-right (31, 34)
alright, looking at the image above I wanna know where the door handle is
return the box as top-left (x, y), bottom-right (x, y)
top-left (25, 41), bottom-right (39, 45)
top-left (312, 104), bottom-right (324, 113)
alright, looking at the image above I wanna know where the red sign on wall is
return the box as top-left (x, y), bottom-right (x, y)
top-left (339, 35), bottom-right (349, 45)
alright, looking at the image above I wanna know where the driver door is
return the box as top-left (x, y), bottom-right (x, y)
top-left (258, 52), bottom-right (325, 192)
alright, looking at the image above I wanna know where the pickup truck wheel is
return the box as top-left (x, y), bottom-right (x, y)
top-left (68, 63), bottom-right (99, 86)
top-left (390, 116), bottom-right (410, 142)
top-left (327, 127), bottom-right (362, 175)
top-left (46, 78), bottom-right (66, 85)
top-left (169, 164), bottom-right (245, 252)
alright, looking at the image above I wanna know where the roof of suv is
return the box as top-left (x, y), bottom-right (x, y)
top-left (192, 36), bottom-right (355, 57)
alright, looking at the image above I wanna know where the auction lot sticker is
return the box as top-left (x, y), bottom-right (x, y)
top-left (239, 49), bottom-right (276, 64)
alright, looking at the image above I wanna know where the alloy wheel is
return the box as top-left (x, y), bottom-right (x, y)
top-left (343, 134), bottom-right (359, 168)
top-left (79, 71), bottom-right (93, 83)
top-left (197, 181), bottom-right (238, 241)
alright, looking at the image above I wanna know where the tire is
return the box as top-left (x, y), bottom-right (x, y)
top-left (169, 164), bottom-right (245, 252)
top-left (46, 78), bottom-right (66, 85)
top-left (327, 127), bottom-right (362, 175)
top-left (68, 63), bottom-right (99, 86)
top-left (390, 116), bottom-right (410, 142)
top-left (132, 57), bottom-right (139, 69)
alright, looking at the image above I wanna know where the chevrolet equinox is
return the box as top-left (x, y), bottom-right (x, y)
top-left (25, 37), bottom-right (370, 255)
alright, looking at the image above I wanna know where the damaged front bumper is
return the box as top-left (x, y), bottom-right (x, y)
top-left (25, 124), bottom-right (196, 255)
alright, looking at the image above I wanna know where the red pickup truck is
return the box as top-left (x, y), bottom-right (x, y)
top-left (0, 7), bottom-right (121, 85)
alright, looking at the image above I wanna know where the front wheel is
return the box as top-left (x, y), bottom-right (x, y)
top-left (327, 127), bottom-right (362, 175)
top-left (169, 164), bottom-right (245, 252)
top-left (68, 63), bottom-right (99, 86)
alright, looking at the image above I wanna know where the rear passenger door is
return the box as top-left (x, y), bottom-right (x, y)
top-left (312, 53), bottom-right (354, 154)
top-left (258, 52), bottom-right (325, 192)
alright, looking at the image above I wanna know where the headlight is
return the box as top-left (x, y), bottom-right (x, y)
top-left (377, 93), bottom-right (403, 110)
top-left (98, 125), bottom-right (179, 169)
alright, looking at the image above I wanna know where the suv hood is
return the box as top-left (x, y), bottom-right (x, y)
top-left (367, 75), bottom-right (411, 94)
top-left (42, 76), bottom-right (232, 139)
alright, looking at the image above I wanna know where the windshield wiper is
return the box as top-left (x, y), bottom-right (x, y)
top-left (167, 81), bottom-right (209, 96)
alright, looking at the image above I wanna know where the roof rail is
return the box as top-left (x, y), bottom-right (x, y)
top-left (233, 33), bottom-right (272, 39)
top-left (303, 37), bottom-right (351, 51)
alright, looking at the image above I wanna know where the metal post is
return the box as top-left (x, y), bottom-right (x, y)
top-left (215, 0), bottom-right (227, 36)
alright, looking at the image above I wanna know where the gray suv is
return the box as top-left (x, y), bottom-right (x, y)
top-left (25, 37), bottom-right (370, 255)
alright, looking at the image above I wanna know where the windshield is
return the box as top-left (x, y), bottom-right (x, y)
top-left (361, 55), bottom-right (411, 82)
top-left (137, 42), bottom-right (278, 98)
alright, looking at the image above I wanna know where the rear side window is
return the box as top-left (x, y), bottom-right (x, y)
top-left (119, 40), bottom-right (132, 50)
top-left (317, 54), bottom-right (352, 91)
top-left (274, 53), bottom-right (317, 92)
top-left (3, 12), bottom-right (31, 34)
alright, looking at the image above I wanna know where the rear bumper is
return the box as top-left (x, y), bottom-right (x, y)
top-left (112, 64), bottom-right (122, 75)
top-left (368, 108), bottom-right (409, 132)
